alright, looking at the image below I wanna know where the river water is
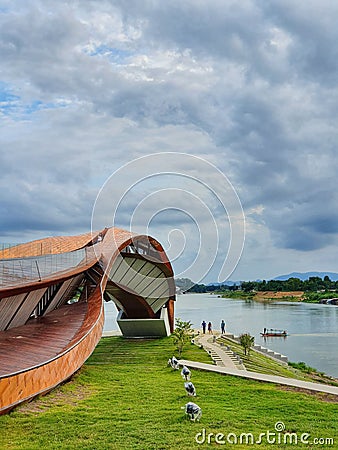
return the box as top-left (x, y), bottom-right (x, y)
top-left (103, 293), bottom-right (338, 378)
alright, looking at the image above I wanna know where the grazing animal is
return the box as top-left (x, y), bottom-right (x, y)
top-left (184, 381), bottom-right (196, 397)
top-left (181, 365), bottom-right (191, 381)
top-left (182, 402), bottom-right (202, 421)
top-left (167, 356), bottom-right (179, 370)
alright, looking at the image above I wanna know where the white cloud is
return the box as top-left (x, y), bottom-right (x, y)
top-left (1, 1), bottom-right (338, 280)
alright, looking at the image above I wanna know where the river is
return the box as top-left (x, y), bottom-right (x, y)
top-left (103, 293), bottom-right (338, 378)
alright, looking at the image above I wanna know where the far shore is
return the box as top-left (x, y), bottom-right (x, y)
top-left (179, 289), bottom-right (338, 304)
top-left (221, 290), bottom-right (306, 302)
top-left (253, 290), bottom-right (304, 301)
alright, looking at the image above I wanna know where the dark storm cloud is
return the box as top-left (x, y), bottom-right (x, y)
top-left (262, 1), bottom-right (338, 85)
top-left (1, 0), bottom-right (338, 277)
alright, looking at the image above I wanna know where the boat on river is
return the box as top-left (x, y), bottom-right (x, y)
top-left (260, 328), bottom-right (288, 337)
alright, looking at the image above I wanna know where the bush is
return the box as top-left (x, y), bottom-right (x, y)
top-left (171, 317), bottom-right (194, 356)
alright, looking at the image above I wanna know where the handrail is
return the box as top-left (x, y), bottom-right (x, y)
top-left (0, 245), bottom-right (100, 288)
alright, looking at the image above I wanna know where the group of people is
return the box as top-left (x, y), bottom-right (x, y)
top-left (201, 319), bottom-right (226, 334)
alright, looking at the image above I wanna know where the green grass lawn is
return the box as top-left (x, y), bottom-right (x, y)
top-left (216, 336), bottom-right (338, 384)
top-left (0, 337), bottom-right (337, 449)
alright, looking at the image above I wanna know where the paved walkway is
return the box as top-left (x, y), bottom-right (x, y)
top-left (194, 333), bottom-right (245, 370)
top-left (101, 330), bottom-right (338, 395)
top-left (178, 359), bottom-right (338, 396)
top-left (189, 332), bottom-right (338, 396)
top-left (102, 330), bottom-right (122, 337)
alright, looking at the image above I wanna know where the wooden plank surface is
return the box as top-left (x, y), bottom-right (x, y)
top-left (0, 301), bottom-right (87, 377)
top-left (0, 232), bottom-right (98, 259)
top-left (0, 287), bottom-right (103, 414)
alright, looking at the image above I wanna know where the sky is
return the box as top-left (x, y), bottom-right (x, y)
top-left (1, 0), bottom-right (338, 283)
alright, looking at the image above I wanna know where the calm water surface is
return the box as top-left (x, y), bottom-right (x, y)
top-left (103, 293), bottom-right (338, 378)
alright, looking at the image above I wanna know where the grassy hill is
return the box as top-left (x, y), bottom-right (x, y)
top-left (217, 335), bottom-right (338, 385)
top-left (0, 337), bottom-right (337, 449)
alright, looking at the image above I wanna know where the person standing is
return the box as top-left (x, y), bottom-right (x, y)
top-left (221, 319), bottom-right (226, 334)
top-left (201, 320), bottom-right (206, 334)
top-left (207, 321), bottom-right (212, 334)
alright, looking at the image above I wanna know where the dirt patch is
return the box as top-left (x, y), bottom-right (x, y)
top-left (16, 374), bottom-right (94, 415)
top-left (278, 385), bottom-right (338, 403)
top-left (254, 291), bottom-right (304, 301)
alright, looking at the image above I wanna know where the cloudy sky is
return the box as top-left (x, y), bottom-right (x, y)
top-left (1, 0), bottom-right (338, 282)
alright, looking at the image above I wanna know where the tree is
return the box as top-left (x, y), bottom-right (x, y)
top-left (171, 318), bottom-right (195, 357)
top-left (323, 275), bottom-right (332, 290)
top-left (239, 333), bottom-right (255, 356)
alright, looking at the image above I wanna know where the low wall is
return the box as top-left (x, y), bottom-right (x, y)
top-left (224, 333), bottom-right (288, 365)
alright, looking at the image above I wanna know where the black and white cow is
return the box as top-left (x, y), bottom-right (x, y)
top-left (181, 365), bottom-right (191, 381)
top-left (183, 402), bottom-right (202, 421)
top-left (167, 356), bottom-right (179, 370)
top-left (184, 381), bottom-right (196, 397)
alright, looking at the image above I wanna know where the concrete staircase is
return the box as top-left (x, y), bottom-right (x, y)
top-left (193, 334), bottom-right (246, 370)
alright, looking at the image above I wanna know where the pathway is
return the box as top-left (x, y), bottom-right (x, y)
top-left (194, 333), bottom-right (245, 370)
top-left (178, 359), bottom-right (338, 396)
top-left (102, 330), bottom-right (338, 395)
top-left (189, 331), bottom-right (338, 396)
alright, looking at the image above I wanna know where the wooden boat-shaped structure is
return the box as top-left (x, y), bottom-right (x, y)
top-left (0, 228), bottom-right (175, 414)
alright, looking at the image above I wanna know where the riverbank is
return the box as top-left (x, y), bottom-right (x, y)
top-left (1, 336), bottom-right (338, 449)
top-left (220, 290), bottom-right (304, 301)
top-left (220, 290), bottom-right (335, 303)
top-left (174, 293), bottom-right (338, 378)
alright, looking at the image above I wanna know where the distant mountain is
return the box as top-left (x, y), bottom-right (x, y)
top-left (206, 281), bottom-right (240, 287)
top-left (176, 272), bottom-right (338, 287)
top-left (273, 272), bottom-right (338, 281)
top-left (175, 278), bottom-right (241, 288)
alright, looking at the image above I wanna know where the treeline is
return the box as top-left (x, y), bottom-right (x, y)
top-left (175, 278), bottom-right (239, 293)
top-left (241, 276), bottom-right (338, 292)
top-left (176, 276), bottom-right (338, 294)
top-left (187, 284), bottom-right (238, 293)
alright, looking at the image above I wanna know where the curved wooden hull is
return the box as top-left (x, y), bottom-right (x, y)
top-left (0, 227), bottom-right (175, 413)
top-left (0, 287), bottom-right (103, 414)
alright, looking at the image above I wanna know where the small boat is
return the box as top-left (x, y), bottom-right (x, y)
top-left (260, 328), bottom-right (288, 337)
